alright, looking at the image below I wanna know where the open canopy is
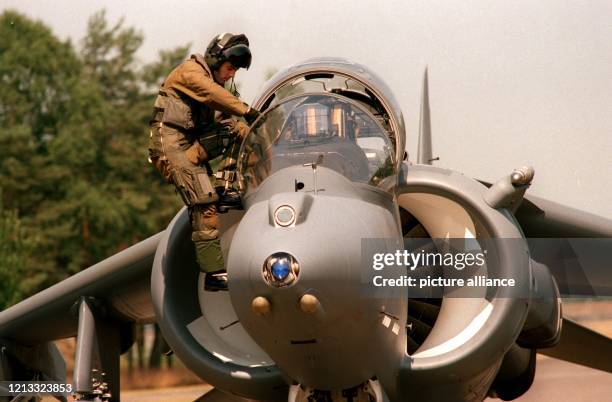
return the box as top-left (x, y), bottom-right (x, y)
top-left (238, 93), bottom-right (396, 194)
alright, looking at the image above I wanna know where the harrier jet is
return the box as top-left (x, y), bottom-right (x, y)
top-left (1, 58), bottom-right (611, 402)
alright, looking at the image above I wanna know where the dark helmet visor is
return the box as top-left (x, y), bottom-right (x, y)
top-left (222, 44), bottom-right (252, 69)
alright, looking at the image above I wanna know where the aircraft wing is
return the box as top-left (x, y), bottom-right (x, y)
top-left (515, 194), bottom-right (612, 238)
top-left (0, 231), bottom-right (163, 402)
top-left (514, 194), bottom-right (612, 297)
top-left (0, 231), bottom-right (162, 344)
top-left (538, 318), bottom-right (612, 373)
top-left (513, 196), bottom-right (612, 372)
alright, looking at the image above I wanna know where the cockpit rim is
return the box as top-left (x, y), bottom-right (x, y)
top-left (251, 63), bottom-right (405, 165)
top-left (237, 91), bottom-right (397, 194)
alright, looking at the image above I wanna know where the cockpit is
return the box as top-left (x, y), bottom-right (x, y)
top-left (237, 93), bottom-right (397, 194)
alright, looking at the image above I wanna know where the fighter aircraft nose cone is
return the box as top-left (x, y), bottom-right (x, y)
top-left (263, 252), bottom-right (300, 287)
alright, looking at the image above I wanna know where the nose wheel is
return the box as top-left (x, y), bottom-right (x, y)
top-left (288, 379), bottom-right (385, 402)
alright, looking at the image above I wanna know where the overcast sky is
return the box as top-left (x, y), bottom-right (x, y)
top-left (3, 0), bottom-right (611, 218)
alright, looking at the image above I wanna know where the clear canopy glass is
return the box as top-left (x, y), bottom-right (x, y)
top-left (237, 94), bottom-right (396, 194)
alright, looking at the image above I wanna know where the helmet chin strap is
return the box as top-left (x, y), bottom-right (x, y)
top-left (228, 77), bottom-right (240, 98)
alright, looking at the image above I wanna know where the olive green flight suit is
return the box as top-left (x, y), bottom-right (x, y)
top-left (148, 54), bottom-right (249, 272)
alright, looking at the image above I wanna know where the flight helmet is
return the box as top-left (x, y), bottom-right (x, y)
top-left (204, 33), bottom-right (252, 70)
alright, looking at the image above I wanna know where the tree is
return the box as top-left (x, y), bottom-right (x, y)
top-left (0, 9), bottom-right (187, 299)
top-left (0, 201), bottom-right (37, 310)
top-left (0, 10), bottom-right (81, 213)
top-left (0, 10), bottom-right (84, 290)
top-left (32, 10), bottom-right (186, 274)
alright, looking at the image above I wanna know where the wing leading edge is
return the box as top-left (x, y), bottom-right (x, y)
top-left (0, 231), bottom-right (163, 344)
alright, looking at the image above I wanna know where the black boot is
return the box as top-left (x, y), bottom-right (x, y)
top-left (216, 187), bottom-right (243, 213)
top-left (204, 269), bottom-right (228, 291)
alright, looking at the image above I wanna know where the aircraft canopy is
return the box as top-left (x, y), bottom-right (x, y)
top-left (237, 93), bottom-right (396, 194)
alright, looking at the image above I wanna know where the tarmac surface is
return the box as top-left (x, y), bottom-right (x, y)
top-left (498, 357), bottom-right (612, 402)
top-left (117, 357), bottom-right (612, 402)
top-left (120, 384), bottom-right (212, 402)
top-left (84, 304), bottom-right (612, 402)
top-left (509, 357), bottom-right (612, 402)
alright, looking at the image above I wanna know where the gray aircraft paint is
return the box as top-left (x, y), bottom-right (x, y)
top-left (1, 58), bottom-right (611, 402)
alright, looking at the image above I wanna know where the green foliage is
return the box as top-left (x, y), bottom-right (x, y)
top-left (81, 10), bottom-right (143, 102)
top-left (0, 9), bottom-right (187, 300)
top-left (0, 203), bottom-right (38, 310)
top-left (0, 11), bottom-right (81, 139)
top-left (0, 11), bottom-right (81, 220)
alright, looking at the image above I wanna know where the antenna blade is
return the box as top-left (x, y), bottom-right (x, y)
top-left (417, 67), bottom-right (433, 165)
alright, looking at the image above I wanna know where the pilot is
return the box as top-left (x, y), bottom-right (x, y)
top-left (148, 33), bottom-right (260, 291)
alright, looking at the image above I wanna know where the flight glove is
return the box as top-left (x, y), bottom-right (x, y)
top-left (244, 107), bottom-right (261, 125)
